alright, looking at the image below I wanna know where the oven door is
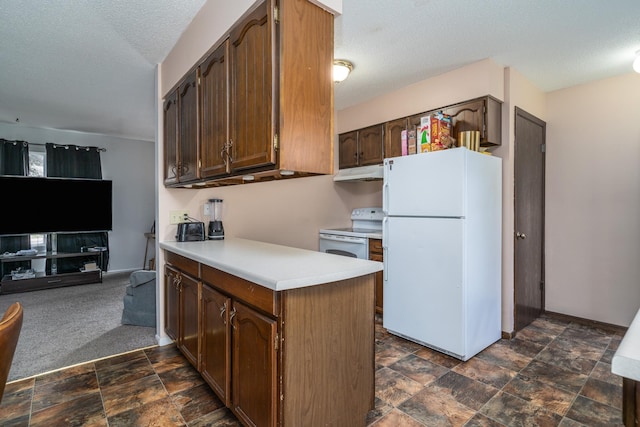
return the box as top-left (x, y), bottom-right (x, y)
top-left (319, 233), bottom-right (368, 259)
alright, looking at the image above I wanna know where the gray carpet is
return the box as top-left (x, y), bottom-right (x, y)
top-left (0, 271), bottom-right (158, 382)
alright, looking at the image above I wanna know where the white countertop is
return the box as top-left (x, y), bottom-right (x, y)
top-left (612, 308), bottom-right (640, 381)
top-left (159, 238), bottom-right (382, 291)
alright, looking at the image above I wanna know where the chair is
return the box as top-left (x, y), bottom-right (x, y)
top-left (0, 302), bottom-right (23, 404)
top-left (121, 270), bottom-right (156, 327)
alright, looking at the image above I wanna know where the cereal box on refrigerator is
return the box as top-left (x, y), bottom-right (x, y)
top-left (418, 116), bottom-right (431, 153)
top-left (430, 113), bottom-right (452, 151)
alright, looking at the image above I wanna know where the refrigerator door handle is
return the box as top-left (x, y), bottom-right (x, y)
top-left (383, 161), bottom-right (389, 214)
top-left (382, 217), bottom-right (388, 282)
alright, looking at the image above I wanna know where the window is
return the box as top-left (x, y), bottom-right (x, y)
top-left (29, 149), bottom-right (45, 177)
top-left (29, 147), bottom-right (46, 250)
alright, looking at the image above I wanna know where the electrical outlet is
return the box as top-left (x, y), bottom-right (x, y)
top-left (203, 203), bottom-right (211, 216)
top-left (170, 210), bottom-right (189, 224)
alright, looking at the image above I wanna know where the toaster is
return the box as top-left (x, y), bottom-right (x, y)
top-left (176, 222), bottom-right (205, 242)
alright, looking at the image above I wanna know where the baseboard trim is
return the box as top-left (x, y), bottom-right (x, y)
top-left (502, 331), bottom-right (515, 340)
top-left (156, 334), bottom-right (174, 346)
top-left (544, 310), bottom-right (627, 335)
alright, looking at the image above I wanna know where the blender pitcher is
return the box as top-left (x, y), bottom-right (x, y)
top-left (208, 198), bottom-right (224, 240)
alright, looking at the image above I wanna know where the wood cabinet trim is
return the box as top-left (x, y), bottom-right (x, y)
top-left (201, 264), bottom-right (279, 317)
top-left (165, 251), bottom-right (200, 278)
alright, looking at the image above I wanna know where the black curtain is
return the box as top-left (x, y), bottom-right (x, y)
top-left (45, 143), bottom-right (109, 273)
top-left (0, 139), bottom-right (31, 276)
top-left (46, 143), bottom-right (103, 179)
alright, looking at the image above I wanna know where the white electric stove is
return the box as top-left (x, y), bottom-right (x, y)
top-left (319, 207), bottom-right (383, 259)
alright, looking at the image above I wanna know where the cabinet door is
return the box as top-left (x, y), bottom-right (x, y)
top-left (384, 118), bottom-right (407, 159)
top-left (229, 0), bottom-right (275, 172)
top-left (358, 124), bottom-right (384, 166)
top-left (178, 71), bottom-right (200, 182)
top-left (200, 41), bottom-right (230, 179)
top-left (201, 284), bottom-right (231, 406)
top-left (163, 91), bottom-right (179, 185)
top-left (164, 265), bottom-right (180, 340)
top-left (338, 131), bottom-right (358, 169)
top-left (442, 98), bottom-right (484, 146)
top-left (231, 301), bottom-right (277, 427)
top-left (179, 273), bottom-right (200, 368)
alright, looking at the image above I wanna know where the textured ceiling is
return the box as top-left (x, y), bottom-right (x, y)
top-left (0, 0), bottom-right (206, 141)
top-left (334, 0), bottom-right (640, 111)
top-left (1, 0), bottom-right (639, 141)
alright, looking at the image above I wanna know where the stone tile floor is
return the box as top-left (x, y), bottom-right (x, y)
top-left (0, 314), bottom-right (625, 426)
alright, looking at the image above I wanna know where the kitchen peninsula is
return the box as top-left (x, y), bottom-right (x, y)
top-left (159, 238), bottom-right (382, 427)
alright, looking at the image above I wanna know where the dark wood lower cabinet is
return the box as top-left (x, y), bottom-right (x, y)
top-left (164, 251), bottom-right (374, 427)
top-left (163, 266), bottom-right (180, 341)
top-left (179, 272), bottom-right (199, 367)
top-left (232, 301), bottom-right (277, 427)
top-left (622, 377), bottom-right (640, 427)
top-left (201, 284), bottom-right (231, 405)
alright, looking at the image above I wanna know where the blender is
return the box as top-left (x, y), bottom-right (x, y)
top-left (207, 198), bottom-right (224, 240)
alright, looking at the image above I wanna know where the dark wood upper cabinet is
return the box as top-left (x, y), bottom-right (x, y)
top-left (338, 124), bottom-right (383, 169)
top-left (384, 118), bottom-right (408, 160)
top-left (229, 1), bottom-right (275, 172)
top-left (359, 124), bottom-right (384, 166)
top-left (200, 41), bottom-right (230, 179)
top-left (163, 0), bottom-right (333, 187)
top-left (339, 95), bottom-right (503, 167)
top-left (338, 131), bottom-right (358, 169)
top-left (163, 91), bottom-right (178, 186)
top-left (177, 71), bottom-right (200, 183)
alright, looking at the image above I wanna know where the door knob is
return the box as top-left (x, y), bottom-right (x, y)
top-left (516, 231), bottom-right (527, 239)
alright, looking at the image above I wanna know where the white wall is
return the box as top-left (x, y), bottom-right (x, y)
top-left (0, 123), bottom-right (155, 273)
top-left (545, 72), bottom-right (640, 326)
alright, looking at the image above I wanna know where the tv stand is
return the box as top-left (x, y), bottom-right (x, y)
top-left (0, 251), bottom-right (104, 294)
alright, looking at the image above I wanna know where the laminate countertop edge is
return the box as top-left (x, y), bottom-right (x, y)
top-left (613, 308), bottom-right (640, 381)
top-left (159, 237), bottom-right (382, 292)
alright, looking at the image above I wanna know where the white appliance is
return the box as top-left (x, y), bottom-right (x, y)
top-left (383, 148), bottom-right (502, 361)
top-left (319, 207), bottom-right (383, 259)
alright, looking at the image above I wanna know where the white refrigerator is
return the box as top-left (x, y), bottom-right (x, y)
top-left (382, 147), bottom-right (502, 361)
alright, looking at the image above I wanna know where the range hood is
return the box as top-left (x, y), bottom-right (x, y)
top-left (333, 164), bottom-right (384, 182)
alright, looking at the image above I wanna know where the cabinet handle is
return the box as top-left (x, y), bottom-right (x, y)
top-left (221, 140), bottom-right (234, 167)
top-left (229, 306), bottom-right (237, 329)
top-left (227, 139), bottom-right (234, 164)
top-left (220, 301), bottom-right (227, 324)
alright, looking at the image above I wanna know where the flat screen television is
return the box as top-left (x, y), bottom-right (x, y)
top-left (0, 176), bottom-right (112, 235)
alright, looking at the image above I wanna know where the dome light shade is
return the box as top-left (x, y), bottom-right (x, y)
top-left (333, 60), bottom-right (353, 83)
top-left (634, 50), bottom-right (640, 73)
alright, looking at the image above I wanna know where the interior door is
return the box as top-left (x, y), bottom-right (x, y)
top-left (514, 107), bottom-right (546, 331)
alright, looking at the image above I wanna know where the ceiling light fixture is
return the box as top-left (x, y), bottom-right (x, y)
top-left (333, 60), bottom-right (353, 83)
top-left (634, 50), bottom-right (640, 73)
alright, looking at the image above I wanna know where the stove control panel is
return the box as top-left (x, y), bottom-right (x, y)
top-left (351, 207), bottom-right (384, 221)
